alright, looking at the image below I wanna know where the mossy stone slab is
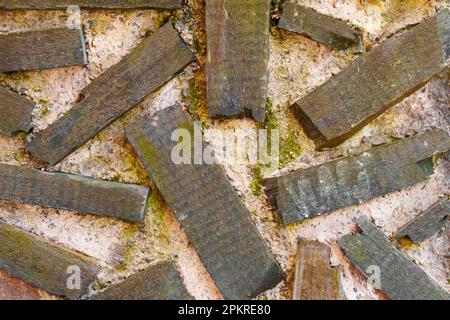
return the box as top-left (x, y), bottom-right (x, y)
top-left (126, 105), bottom-right (284, 299)
top-left (338, 216), bottom-right (450, 300)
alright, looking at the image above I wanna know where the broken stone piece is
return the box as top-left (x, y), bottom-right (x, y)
top-left (279, 3), bottom-right (362, 50)
top-left (264, 130), bottom-right (450, 225)
top-left (0, 86), bottom-right (34, 136)
top-left (293, 240), bottom-right (344, 300)
top-left (91, 261), bottom-right (193, 300)
top-left (0, 220), bottom-right (99, 299)
top-left (126, 104), bottom-right (284, 299)
top-left (27, 23), bottom-right (196, 165)
top-left (205, 0), bottom-right (271, 122)
top-left (292, 9), bottom-right (450, 149)
top-left (395, 196), bottom-right (449, 243)
top-left (0, 0), bottom-right (182, 10)
top-left (338, 216), bottom-right (450, 300)
top-left (0, 163), bottom-right (150, 222)
top-left (0, 27), bottom-right (87, 73)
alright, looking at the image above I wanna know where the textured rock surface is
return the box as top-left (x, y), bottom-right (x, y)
top-left (0, 0), bottom-right (449, 300)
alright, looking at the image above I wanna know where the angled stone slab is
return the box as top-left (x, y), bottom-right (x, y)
top-left (293, 240), bottom-right (343, 300)
top-left (0, 163), bottom-right (149, 222)
top-left (395, 196), bottom-right (449, 243)
top-left (292, 9), bottom-right (450, 149)
top-left (0, 27), bottom-right (87, 73)
top-left (206, 0), bottom-right (271, 122)
top-left (27, 23), bottom-right (196, 165)
top-left (264, 130), bottom-right (450, 225)
top-left (279, 4), bottom-right (362, 50)
top-left (126, 105), bottom-right (284, 299)
top-left (338, 216), bottom-right (450, 300)
top-left (0, 0), bottom-right (182, 10)
top-left (0, 220), bottom-right (99, 299)
top-left (0, 86), bottom-right (34, 136)
top-left (91, 261), bottom-right (192, 300)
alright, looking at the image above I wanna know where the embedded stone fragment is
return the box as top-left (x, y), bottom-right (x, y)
top-left (0, 27), bottom-right (87, 72)
top-left (0, 0), bottom-right (182, 10)
top-left (292, 9), bottom-right (450, 149)
top-left (0, 163), bottom-right (149, 222)
top-left (91, 261), bottom-right (192, 300)
top-left (27, 23), bottom-right (196, 165)
top-left (126, 105), bottom-right (284, 299)
top-left (205, 0), bottom-right (271, 122)
top-left (279, 3), bottom-right (361, 50)
top-left (264, 130), bottom-right (450, 225)
top-left (338, 216), bottom-right (450, 300)
top-left (293, 240), bottom-right (343, 300)
top-left (0, 86), bottom-right (34, 136)
top-left (0, 220), bottom-right (99, 299)
top-left (395, 196), bottom-right (449, 243)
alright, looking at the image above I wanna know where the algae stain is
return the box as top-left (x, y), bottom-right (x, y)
top-left (249, 166), bottom-right (264, 197)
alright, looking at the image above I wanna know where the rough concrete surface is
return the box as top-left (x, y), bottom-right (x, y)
top-left (0, 0), bottom-right (449, 300)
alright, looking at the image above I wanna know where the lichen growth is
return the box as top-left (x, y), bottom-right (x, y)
top-left (280, 129), bottom-right (302, 167)
top-left (249, 166), bottom-right (264, 197)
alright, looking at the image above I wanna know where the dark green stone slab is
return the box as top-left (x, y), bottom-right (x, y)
top-left (0, 0), bottom-right (182, 10)
top-left (0, 220), bottom-right (99, 299)
top-left (293, 9), bottom-right (450, 149)
top-left (126, 105), bottom-right (284, 299)
top-left (395, 196), bottom-right (449, 243)
top-left (0, 27), bottom-right (87, 72)
top-left (338, 216), bottom-right (450, 300)
top-left (0, 163), bottom-right (149, 222)
top-left (27, 23), bottom-right (196, 166)
top-left (293, 240), bottom-right (343, 300)
top-left (91, 261), bottom-right (193, 300)
top-left (264, 130), bottom-right (450, 225)
top-left (279, 3), bottom-right (361, 50)
top-left (0, 86), bottom-right (34, 136)
top-left (206, 0), bottom-right (271, 122)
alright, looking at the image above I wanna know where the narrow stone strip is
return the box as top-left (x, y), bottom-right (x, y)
top-left (0, 163), bottom-right (150, 222)
top-left (279, 3), bottom-right (362, 50)
top-left (395, 196), bottom-right (449, 243)
top-left (264, 130), bottom-right (450, 225)
top-left (293, 240), bottom-right (343, 300)
top-left (0, 0), bottom-right (182, 10)
top-left (0, 27), bottom-right (87, 72)
top-left (206, 0), bottom-right (271, 122)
